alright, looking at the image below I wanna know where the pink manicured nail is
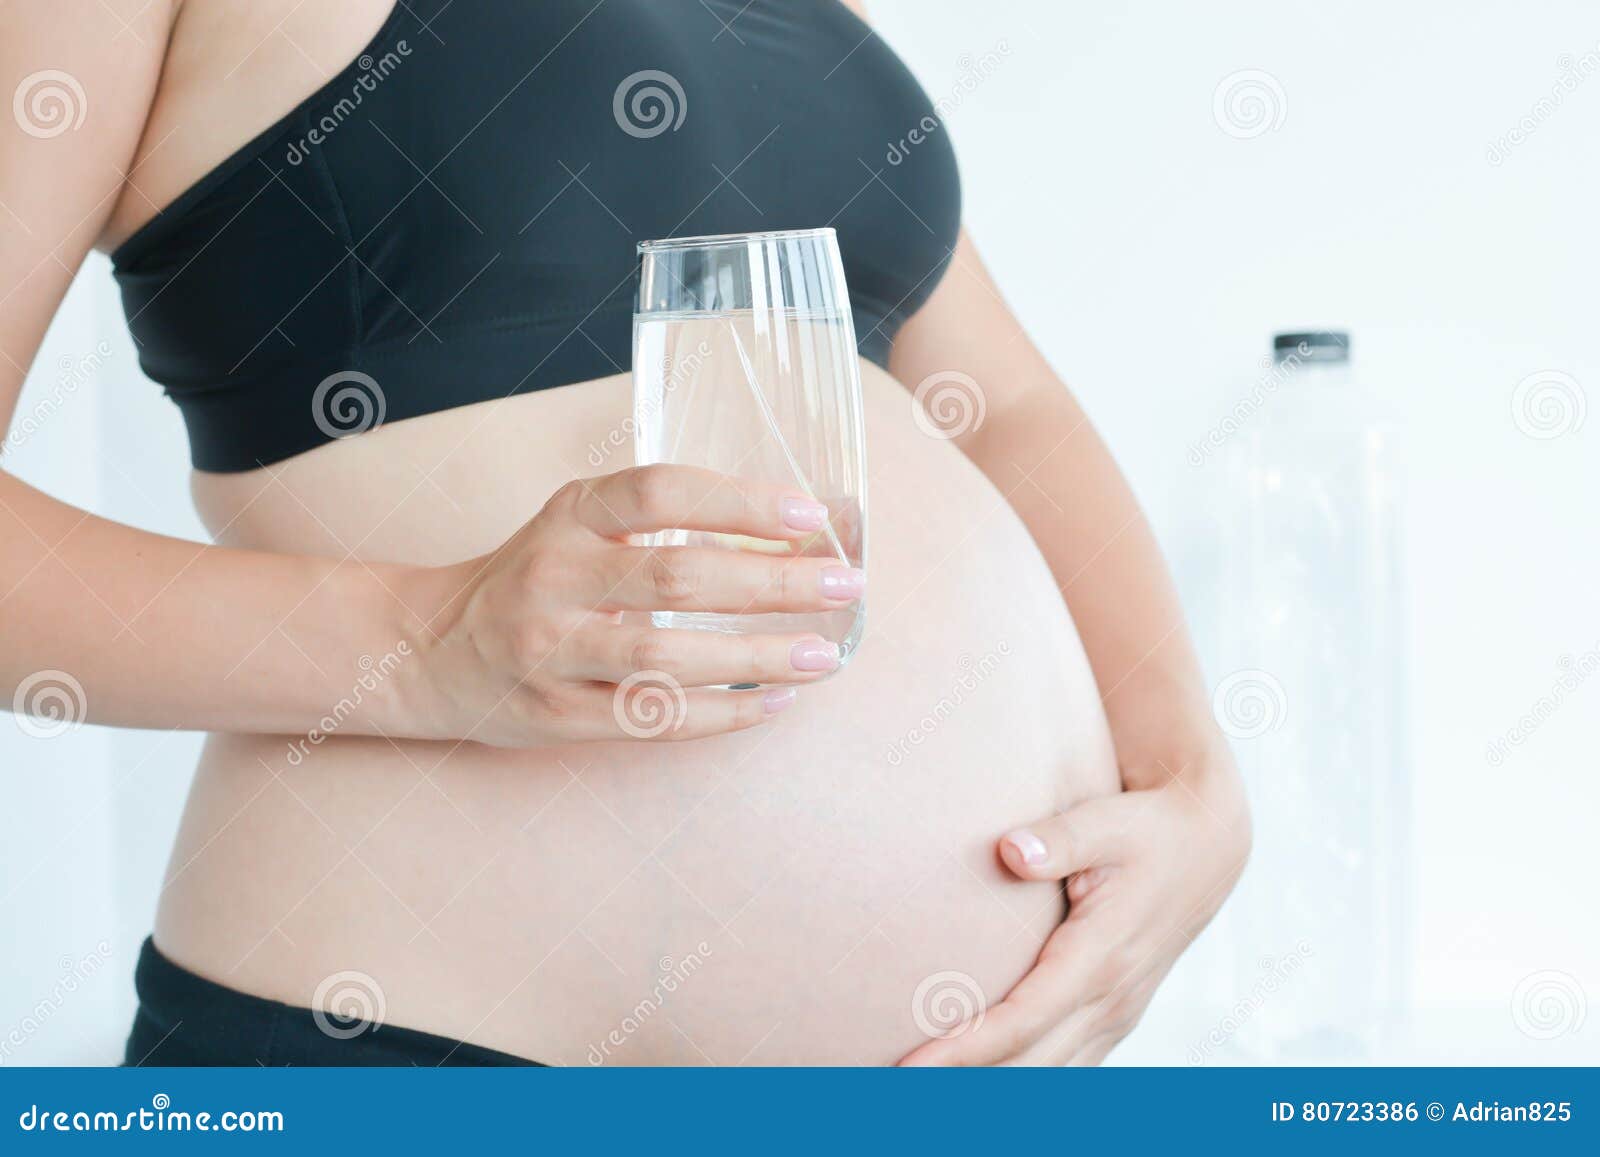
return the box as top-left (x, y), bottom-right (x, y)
top-left (1004, 829), bottom-right (1048, 866)
top-left (781, 498), bottom-right (828, 531)
top-left (790, 639), bottom-right (840, 672)
top-left (820, 567), bottom-right (866, 600)
top-left (763, 688), bottom-right (798, 714)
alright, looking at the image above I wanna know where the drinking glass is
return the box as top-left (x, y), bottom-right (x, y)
top-left (633, 228), bottom-right (867, 670)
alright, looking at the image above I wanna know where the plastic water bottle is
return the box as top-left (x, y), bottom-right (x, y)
top-left (1212, 331), bottom-right (1410, 1061)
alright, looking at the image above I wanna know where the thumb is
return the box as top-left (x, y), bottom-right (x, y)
top-left (998, 792), bottom-right (1139, 881)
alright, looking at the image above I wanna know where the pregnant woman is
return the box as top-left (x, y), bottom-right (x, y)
top-left (2, 0), bottom-right (1249, 1065)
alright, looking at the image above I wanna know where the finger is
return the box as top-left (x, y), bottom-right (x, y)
top-left (899, 924), bottom-right (1104, 1067)
top-left (1022, 969), bottom-right (1160, 1066)
top-left (1011, 1000), bottom-right (1111, 1068)
top-left (557, 679), bottom-right (799, 743)
top-left (593, 547), bottom-right (864, 615)
top-left (997, 794), bottom-right (1141, 882)
top-left (1063, 1032), bottom-right (1119, 1067)
top-left (570, 626), bottom-right (841, 688)
top-left (566, 465), bottom-right (834, 541)
top-left (1066, 866), bottom-right (1111, 905)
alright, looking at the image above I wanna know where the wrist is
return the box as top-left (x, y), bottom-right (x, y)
top-left (1122, 731), bottom-right (1251, 850)
top-left (1119, 724), bottom-right (1238, 795)
top-left (1105, 672), bottom-right (1233, 790)
top-left (385, 560), bottom-right (473, 741)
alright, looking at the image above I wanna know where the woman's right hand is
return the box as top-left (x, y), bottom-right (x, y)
top-left (409, 465), bottom-right (865, 747)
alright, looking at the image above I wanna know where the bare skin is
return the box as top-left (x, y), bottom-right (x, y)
top-left (2, 0), bottom-right (1247, 1065)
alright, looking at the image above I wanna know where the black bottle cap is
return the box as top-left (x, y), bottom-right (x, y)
top-left (1273, 331), bottom-right (1350, 364)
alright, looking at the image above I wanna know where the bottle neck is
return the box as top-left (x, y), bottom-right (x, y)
top-left (1276, 355), bottom-right (1352, 389)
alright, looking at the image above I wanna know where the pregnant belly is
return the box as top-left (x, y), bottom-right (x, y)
top-left (159, 366), bottom-right (1119, 1065)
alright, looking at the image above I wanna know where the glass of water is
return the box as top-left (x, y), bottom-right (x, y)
top-left (633, 228), bottom-right (867, 669)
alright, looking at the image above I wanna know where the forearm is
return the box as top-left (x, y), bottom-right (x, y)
top-left (0, 469), bottom-right (443, 738)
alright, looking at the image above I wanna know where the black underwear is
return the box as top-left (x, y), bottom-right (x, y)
top-left (111, 0), bottom-right (962, 471)
top-left (125, 938), bottom-right (541, 1067)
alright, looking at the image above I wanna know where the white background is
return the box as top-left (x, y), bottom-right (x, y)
top-left (2, 0), bottom-right (1596, 1064)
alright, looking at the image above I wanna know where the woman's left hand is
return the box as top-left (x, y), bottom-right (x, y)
top-left (899, 756), bottom-right (1251, 1066)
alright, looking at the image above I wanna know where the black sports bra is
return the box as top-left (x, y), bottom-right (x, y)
top-left (111, 0), bottom-right (961, 472)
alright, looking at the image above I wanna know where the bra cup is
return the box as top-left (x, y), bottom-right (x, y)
top-left (113, 0), bottom-right (961, 472)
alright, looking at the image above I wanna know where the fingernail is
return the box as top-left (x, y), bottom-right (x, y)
top-left (781, 498), bottom-right (828, 531)
top-left (790, 639), bottom-right (840, 672)
top-left (763, 687), bottom-right (798, 714)
top-left (820, 566), bottom-right (866, 600)
top-left (1004, 829), bottom-right (1048, 866)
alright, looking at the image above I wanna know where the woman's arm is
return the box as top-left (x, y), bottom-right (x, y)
top-left (1, 2), bottom-right (855, 746)
top-left (842, 0), bottom-right (1222, 780)
top-left (890, 232), bottom-right (1251, 1065)
top-left (0, 1), bottom-right (467, 741)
